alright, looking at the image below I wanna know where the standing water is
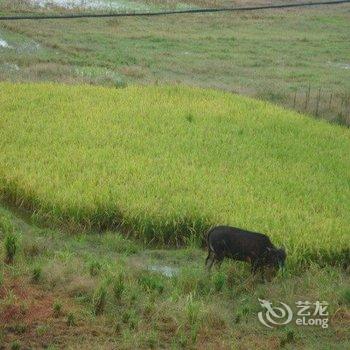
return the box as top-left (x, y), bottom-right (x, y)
top-left (147, 265), bottom-right (179, 277)
top-left (0, 39), bottom-right (11, 48)
top-left (30, 0), bottom-right (149, 10)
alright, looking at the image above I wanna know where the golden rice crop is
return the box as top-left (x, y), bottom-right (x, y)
top-left (0, 83), bottom-right (349, 264)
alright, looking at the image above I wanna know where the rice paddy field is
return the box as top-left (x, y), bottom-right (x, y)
top-left (0, 82), bottom-right (349, 266)
top-left (0, 205), bottom-right (348, 349)
top-left (0, 0), bottom-right (349, 124)
top-left (0, 1), bottom-right (350, 349)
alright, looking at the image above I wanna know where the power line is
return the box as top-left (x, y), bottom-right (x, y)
top-left (0, 0), bottom-right (349, 21)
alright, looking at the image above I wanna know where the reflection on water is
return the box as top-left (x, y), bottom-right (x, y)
top-left (30, 0), bottom-right (148, 10)
top-left (0, 38), bottom-right (11, 48)
top-left (147, 265), bottom-right (178, 277)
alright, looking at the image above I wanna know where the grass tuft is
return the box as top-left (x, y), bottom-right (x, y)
top-left (53, 300), bottom-right (63, 318)
top-left (66, 313), bottom-right (76, 327)
top-left (112, 273), bottom-right (125, 301)
top-left (88, 259), bottom-right (102, 277)
top-left (32, 265), bottom-right (42, 283)
top-left (4, 232), bottom-right (17, 264)
top-left (92, 284), bottom-right (108, 315)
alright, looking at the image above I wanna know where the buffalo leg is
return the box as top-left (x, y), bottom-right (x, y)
top-left (205, 250), bottom-right (212, 266)
top-left (214, 257), bottom-right (223, 269)
top-left (205, 251), bottom-right (215, 271)
top-left (260, 265), bottom-right (266, 282)
top-left (251, 260), bottom-right (259, 274)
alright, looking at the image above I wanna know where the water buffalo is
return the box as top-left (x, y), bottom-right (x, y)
top-left (205, 225), bottom-right (286, 274)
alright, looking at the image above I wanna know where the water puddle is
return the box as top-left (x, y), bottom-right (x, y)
top-left (0, 63), bottom-right (20, 72)
top-left (30, 0), bottom-right (149, 10)
top-left (147, 265), bottom-right (178, 277)
top-left (74, 65), bottom-right (125, 86)
top-left (17, 41), bottom-right (41, 53)
top-left (336, 63), bottom-right (350, 70)
top-left (327, 61), bottom-right (350, 70)
top-left (0, 38), bottom-right (11, 48)
top-left (0, 34), bottom-right (40, 53)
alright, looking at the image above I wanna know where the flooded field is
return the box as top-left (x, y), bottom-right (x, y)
top-left (147, 264), bottom-right (179, 277)
top-left (30, 0), bottom-right (150, 10)
top-left (0, 38), bottom-right (10, 48)
top-left (0, 63), bottom-right (20, 71)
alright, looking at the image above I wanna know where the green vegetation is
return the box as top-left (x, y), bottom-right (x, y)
top-left (0, 1), bottom-right (349, 123)
top-left (0, 2), bottom-right (349, 348)
top-left (0, 83), bottom-right (349, 265)
top-left (4, 232), bottom-right (17, 264)
top-left (53, 300), bottom-right (62, 317)
top-left (0, 205), bottom-right (349, 349)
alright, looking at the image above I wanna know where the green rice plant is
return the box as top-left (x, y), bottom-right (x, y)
top-left (100, 232), bottom-right (140, 255)
top-left (36, 325), bottom-right (49, 337)
top-left (0, 83), bottom-right (349, 266)
top-left (172, 329), bottom-right (189, 348)
top-left (175, 266), bottom-right (210, 296)
top-left (112, 273), bottom-right (125, 301)
top-left (212, 270), bottom-right (226, 292)
top-left (10, 341), bottom-right (20, 350)
top-left (92, 284), bottom-right (108, 315)
top-left (144, 329), bottom-right (159, 349)
top-left (280, 328), bottom-right (296, 347)
top-left (23, 237), bottom-right (47, 258)
top-left (53, 300), bottom-right (63, 318)
top-left (185, 293), bottom-right (203, 343)
top-left (67, 312), bottom-right (76, 326)
top-left (4, 232), bottom-right (17, 264)
top-left (126, 288), bottom-right (139, 306)
top-left (88, 259), bottom-right (102, 277)
top-left (0, 210), bottom-right (15, 237)
top-left (138, 272), bottom-right (164, 294)
top-left (32, 265), bottom-right (42, 283)
top-left (122, 308), bottom-right (139, 330)
top-left (340, 288), bottom-right (350, 306)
